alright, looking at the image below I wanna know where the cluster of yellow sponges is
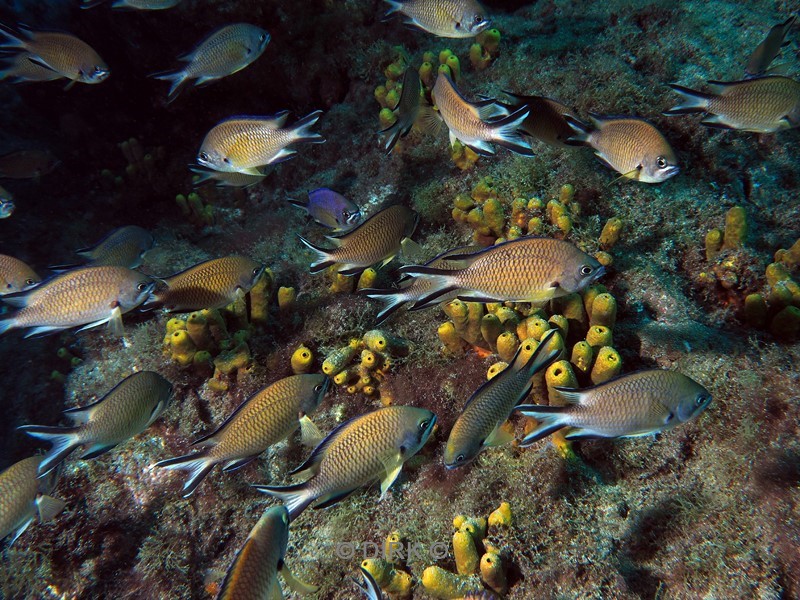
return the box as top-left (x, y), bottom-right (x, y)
top-left (175, 191), bottom-right (214, 227)
top-left (328, 267), bottom-right (377, 294)
top-left (701, 206), bottom-right (800, 340)
top-left (162, 271), bottom-right (273, 390)
top-left (421, 503), bottom-right (512, 599)
top-left (99, 137), bottom-right (164, 192)
top-left (452, 180), bottom-right (622, 271)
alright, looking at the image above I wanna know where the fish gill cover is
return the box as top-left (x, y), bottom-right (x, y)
top-left (0, 0), bottom-right (798, 599)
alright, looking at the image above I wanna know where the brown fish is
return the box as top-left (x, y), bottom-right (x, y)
top-left (299, 204), bottom-right (418, 276)
top-left (216, 506), bottom-right (317, 599)
top-left (503, 92), bottom-right (579, 148)
top-left (149, 255), bottom-right (265, 312)
top-left (566, 115), bottom-right (679, 183)
top-left (518, 370), bottom-right (712, 445)
top-left (155, 374), bottom-right (329, 496)
top-left (746, 15), bottom-right (796, 78)
top-left (0, 26), bottom-right (109, 86)
top-left (432, 72), bottom-right (533, 156)
top-left (665, 76), bottom-right (800, 133)
top-left (0, 254), bottom-right (40, 295)
top-left (0, 456), bottom-right (65, 545)
top-left (399, 236), bottom-right (605, 309)
top-left (53, 225), bottom-right (155, 271)
top-left (197, 111), bottom-right (324, 175)
top-left (0, 150), bottom-right (60, 179)
top-left (0, 266), bottom-right (154, 337)
top-left (383, 0), bottom-right (491, 38)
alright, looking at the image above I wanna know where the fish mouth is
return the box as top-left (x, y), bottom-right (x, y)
top-left (471, 19), bottom-right (492, 34)
top-left (661, 165), bottom-right (680, 180)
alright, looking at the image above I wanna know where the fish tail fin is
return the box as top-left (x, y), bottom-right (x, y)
top-left (380, 117), bottom-right (406, 154)
top-left (360, 287), bottom-right (409, 324)
top-left (564, 115), bottom-right (592, 146)
top-left (0, 317), bottom-right (15, 336)
top-left (396, 265), bottom-right (461, 311)
top-left (253, 483), bottom-right (313, 521)
top-left (289, 110), bottom-right (325, 145)
top-left (489, 105), bottom-right (535, 156)
top-left (382, 0), bottom-right (404, 19)
top-left (18, 425), bottom-right (81, 475)
top-left (154, 451), bottom-right (216, 497)
top-left (515, 405), bottom-right (569, 446)
top-left (0, 24), bottom-right (26, 49)
top-left (298, 235), bottom-right (336, 274)
top-left (662, 84), bottom-right (713, 115)
top-left (151, 69), bottom-right (188, 103)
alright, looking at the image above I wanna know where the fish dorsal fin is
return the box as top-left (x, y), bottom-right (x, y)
top-left (289, 418), bottom-right (352, 478)
top-left (280, 561), bottom-right (318, 595)
top-left (706, 80), bottom-right (736, 94)
top-left (220, 112), bottom-right (290, 128)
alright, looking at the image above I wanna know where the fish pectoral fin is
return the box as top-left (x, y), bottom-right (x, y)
top-left (81, 442), bottom-right (117, 460)
top-left (26, 55), bottom-right (57, 73)
top-left (144, 399), bottom-right (168, 429)
top-left (268, 579), bottom-right (283, 600)
top-left (238, 166), bottom-right (268, 176)
top-left (379, 450), bottom-right (404, 499)
top-left (36, 494), bottom-right (66, 522)
top-left (484, 424), bottom-right (515, 447)
top-left (609, 166), bottom-right (641, 185)
top-left (63, 78), bottom-right (77, 91)
top-left (551, 386), bottom-right (583, 405)
top-left (415, 104), bottom-right (444, 137)
top-left (280, 561), bottom-right (318, 595)
top-left (298, 414), bottom-right (323, 447)
top-left (448, 130), bottom-right (458, 147)
top-left (400, 238), bottom-right (425, 262)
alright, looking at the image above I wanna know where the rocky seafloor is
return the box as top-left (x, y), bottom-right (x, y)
top-left (0, 0), bottom-right (799, 598)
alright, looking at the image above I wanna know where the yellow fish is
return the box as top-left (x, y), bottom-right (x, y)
top-left (20, 371), bottom-right (173, 475)
top-left (299, 204), bottom-right (418, 276)
top-left (383, 0), bottom-right (491, 38)
top-left (149, 255), bottom-right (265, 312)
top-left (0, 25), bottom-right (109, 87)
top-left (0, 456), bottom-right (65, 545)
top-left (432, 72), bottom-right (533, 156)
top-left (665, 76), bottom-right (800, 133)
top-left (517, 370), bottom-right (712, 444)
top-left (198, 111), bottom-right (324, 175)
top-left (399, 236), bottom-right (605, 309)
top-left (217, 507), bottom-right (317, 599)
top-left (0, 266), bottom-right (154, 337)
top-left (154, 23), bottom-right (269, 102)
top-left (0, 254), bottom-right (40, 295)
top-left (566, 115), bottom-right (679, 183)
top-left (254, 406), bottom-right (437, 519)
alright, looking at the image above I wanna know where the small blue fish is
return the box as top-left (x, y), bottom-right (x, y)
top-left (290, 188), bottom-right (362, 230)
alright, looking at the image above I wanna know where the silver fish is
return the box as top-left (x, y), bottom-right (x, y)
top-left (20, 371), bottom-right (173, 475)
top-left (189, 165), bottom-right (267, 188)
top-left (52, 225), bottom-right (154, 271)
top-left (0, 456), bottom-right (65, 545)
top-left (383, 0), bottom-right (491, 38)
top-left (517, 370), bottom-right (712, 445)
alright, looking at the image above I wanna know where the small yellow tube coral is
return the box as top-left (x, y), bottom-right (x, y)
top-left (488, 502), bottom-right (512, 528)
top-left (487, 361), bottom-right (508, 380)
top-left (722, 206), bottom-right (748, 250)
top-left (590, 346), bottom-right (622, 384)
top-left (770, 306), bottom-right (800, 340)
top-left (453, 530), bottom-right (479, 575)
top-left (496, 332), bottom-right (519, 363)
top-left (363, 330), bottom-right (409, 356)
top-left (421, 566), bottom-right (481, 600)
top-left (322, 343), bottom-right (357, 376)
top-left (480, 551), bottom-right (507, 594)
top-left (744, 293), bottom-right (768, 328)
top-left (168, 330), bottom-right (196, 366)
top-left (186, 311), bottom-right (212, 349)
top-left (705, 229), bottom-right (723, 261)
top-left (357, 268), bottom-right (377, 291)
top-left (277, 286), bottom-right (296, 311)
top-left (291, 345), bottom-right (314, 374)
top-left (439, 321), bottom-right (464, 354)
top-left (481, 313), bottom-right (502, 351)
top-left (599, 217), bottom-right (623, 250)
top-left (545, 360), bottom-right (578, 404)
top-left (570, 341), bottom-right (593, 377)
top-left (585, 325), bottom-right (613, 349)
top-left (589, 293), bottom-right (617, 329)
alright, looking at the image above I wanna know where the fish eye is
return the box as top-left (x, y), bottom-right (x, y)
top-left (252, 267), bottom-right (261, 277)
top-left (695, 393), bottom-right (709, 406)
top-left (137, 282), bottom-right (150, 291)
top-left (342, 210), bottom-right (351, 218)
top-left (314, 383), bottom-right (324, 393)
top-left (656, 156), bottom-right (668, 169)
top-left (456, 454), bottom-right (465, 463)
top-left (198, 152), bottom-right (209, 162)
top-left (259, 33), bottom-right (267, 42)
top-left (474, 14), bottom-right (484, 24)
top-left (580, 265), bottom-right (594, 276)
top-left (25, 278), bottom-right (36, 286)
top-left (419, 419), bottom-right (430, 430)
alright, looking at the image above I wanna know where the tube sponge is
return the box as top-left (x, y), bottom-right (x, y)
top-left (291, 345), bottom-right (314, 374)
top-left (590, 346), bottom-right (622, 384)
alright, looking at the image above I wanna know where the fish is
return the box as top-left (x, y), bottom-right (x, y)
top-left (565, 115), bottom-right (679, 183)
top-left (148, 255), bottom-right (265, 313)
top-left (355, 566), bottom-right (384, 600)
top-left (0, 51), bottom-right (64, 83)
top-left (82, 0), bottom-right (181, 10)
top-left (0, 254), bottom-right (41, 295)
top-left (153, 23), bottom-right (269, 102)
top-left (0, 196), bottom-right (13, 219)
top-left (381, 67), bottom-right (423, 153)
top-left (197, 111), bottom-right (324, 175)
top-left (0, 150), bottom-right (60, 179)
top-left (0, 25), bottom-right (109, 87)
top-left (444, 329), bottom-right (561, 469)
top-left (432, 72), bottom-right (534, 156)
top-left (664, 76), bottom-right (800, 134)
top-left (217, 506), bottom-right (317, 599)
top-left (298, 204), bottom-right (418, 276)
top-left (52, 226), bottom-right (154, 272)
top-left (517, 370), bottom-right (712, 445)
top-left (398, 236), bottom-right (605, 310)
top-left (502, 92), bottom-right (579, 148)
top-left (0, 266), bottom-right (155, 337)
top-left (745, 15), bottom-right (796, 78)
top-left (155, 374), bottom-right (329, 497)
top-left (289, 188), bottom-right (362, 230)
top-left (254, 405), bottom-right (437, 520)
top-left (383, 0), bottom-right (491, 38)
top-left (189, 165), bottom-right (267, 188)
top-left (0, 456), bottom-right (65, 545)
top-left (361, 244), bottom-right (481, 324)
top-left (19, 371), bottom-right (173, 475)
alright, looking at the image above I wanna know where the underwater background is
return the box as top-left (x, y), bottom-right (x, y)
top-left (0, 0), bottom-right (799, 598)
